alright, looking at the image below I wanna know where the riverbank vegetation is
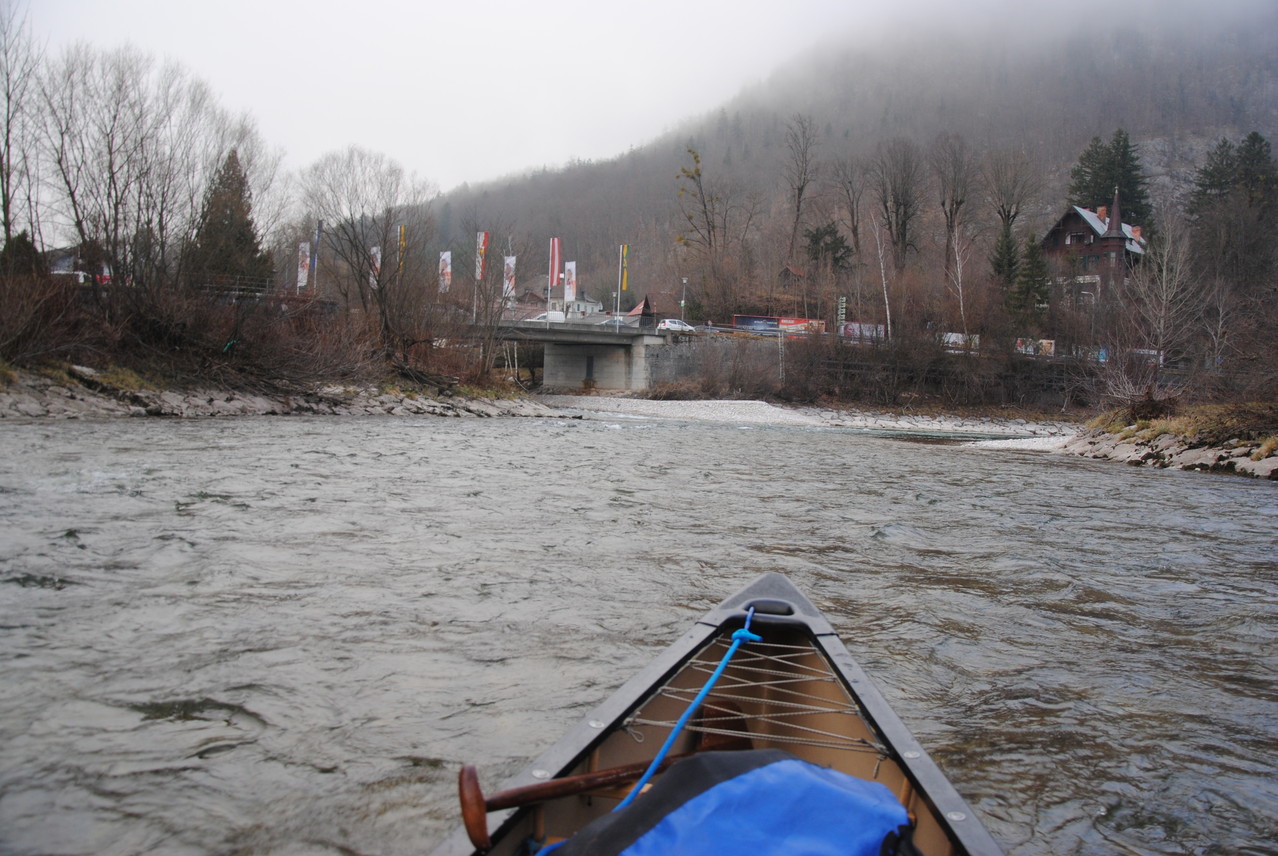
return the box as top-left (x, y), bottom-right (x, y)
top-left (1091, 401), bottom-right (1278, 455)
top-left (1, 5), bottom-right (1274, 424)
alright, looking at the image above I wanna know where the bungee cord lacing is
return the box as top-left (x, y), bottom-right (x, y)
top-left (612, 605), bottom-right (761, 812)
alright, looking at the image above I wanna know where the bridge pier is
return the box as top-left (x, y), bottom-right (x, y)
top-left (544, 339), bottom-right (651, 391)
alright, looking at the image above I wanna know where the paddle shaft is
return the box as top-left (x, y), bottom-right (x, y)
top-left (460, 750), bottom-right (712, 851)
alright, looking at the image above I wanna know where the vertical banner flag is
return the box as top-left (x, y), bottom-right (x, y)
top-left (439, 251), bottom-right (452, 293)
top-left (311, 221), bottom-right (323, 284)
top-left (503, 256), bottom-right (516, 298)
top-left (548, 237), bottom-right (562, 296)
top-left (619, 244), bottom-right (629, 291)
top-left (369, 246), bottom-right (381, 289)
top-left (475, 231), bottom-right (490, 281)
top-left (564, 261), bottom-right (577, 303)
top-left (297, 242), bottom-right (310, 294)
top-left (398, 225), bottom-right (406, 272)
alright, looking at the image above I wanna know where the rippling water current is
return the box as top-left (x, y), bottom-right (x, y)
top-left (1, 411), bottom-right (1276, 856)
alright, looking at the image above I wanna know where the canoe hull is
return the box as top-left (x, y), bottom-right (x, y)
top-left (431, 573), bottom-right (1003, 856)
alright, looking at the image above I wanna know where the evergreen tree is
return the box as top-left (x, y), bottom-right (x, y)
top-left (990, 223), bottom-right (1019, 293)
top-left (1188, 131), bottom-right (1277, 292)
top-left (1067, 129), bottom-right (1152, 226)
top-left (1188, 137), bottom-right (1238, 214)
top-left (1234, 131), bottom-right (1278, 212)
top-left (803, 222), bottom-right (853, 270)
top-left (1009, 234), bottom-right (1050, 324)
top-left (184, 150), bottom-right (274, 291)
top-left (0, 231), bottom-right (46, 277)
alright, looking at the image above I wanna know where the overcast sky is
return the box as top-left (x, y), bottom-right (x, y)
top-left (25, 0), bottom-right (1232, 193)
top-left (25, 0), bottom-right (884, 192)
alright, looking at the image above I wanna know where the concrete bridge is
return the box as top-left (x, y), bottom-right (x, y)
top-left (490, 320), bottom-right (674, 391)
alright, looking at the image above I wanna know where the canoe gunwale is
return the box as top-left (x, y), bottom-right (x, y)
top-left (431, 573), bottom-right (1004, 856)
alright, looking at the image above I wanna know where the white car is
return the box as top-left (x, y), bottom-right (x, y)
top-left (657, 319), bottom-right (696, 333)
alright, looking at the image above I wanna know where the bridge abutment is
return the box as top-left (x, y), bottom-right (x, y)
top-left (544, 338), bottom-right (653, 390)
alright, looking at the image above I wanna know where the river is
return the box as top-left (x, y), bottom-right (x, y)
top-left (1, 410), bottom-right (1275, 856)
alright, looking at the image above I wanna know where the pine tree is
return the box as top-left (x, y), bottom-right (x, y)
top-left (990, 223), bottom-right (1019, 293)
top-left (1188, 138), bottom-right (1238, 214)
top-left (1234, 131), bottom-right (1278, 212)
top-left (1188, 131), bottom-right (1277, 291)
top-left (803, 222), bottom-right (853, 270)
top-left (184, 150), bottom-right (274, 291)
top-left (1067, 129), bottom-right (1152, 226)
top-left (1009, 234), bottom-right (1050, 324)
top-left (1068, 136), bottom-right (1108, 206)
top-left (0, 230), bottom-right (46, 277)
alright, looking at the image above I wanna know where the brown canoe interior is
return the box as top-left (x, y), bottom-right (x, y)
top-left (468, 624), bottom-right (960, 855)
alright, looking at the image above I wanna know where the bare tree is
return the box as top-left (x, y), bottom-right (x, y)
top-left (930, 132), bottom-right (976, 282)
top-left (982, 148), bottom-right (1041, 233)
top-left (676, 147), bottom-right (759, 320)
top-left (0, 0), bottom-right (39, 246)
top-left (461, 212), bottom-right (538, 380)
top-left (39, 45), bottom-right (257, 291)
top-left (869, 138), bottom-right (924, 273)
top-left (783, 113), bottom-right (819, 263)
top-left (871, 220), bottom-right (893, 340)
top-left (1199, 275), bottom-right (1235, 374)
top-left (832, 156), bottom-right (866, 258)
top-left (945, 223), bottom-right (976, 339)
top-left (1119, 210), bottom-right (1201, 364)
top-left (299, 146), bottom-right (436, 364)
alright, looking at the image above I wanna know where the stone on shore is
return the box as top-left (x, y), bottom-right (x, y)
top-left (0, 369), bottom-right (559, 422)
top-left (1062, 426), bottom-right (1276, 480)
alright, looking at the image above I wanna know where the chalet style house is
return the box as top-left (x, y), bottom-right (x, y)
top-left (1040, 188), bottom-right (1147, 309)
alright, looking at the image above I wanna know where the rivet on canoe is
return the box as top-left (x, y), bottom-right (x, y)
top-left (946, 811), bottom-right (968, 822)
top-left (902, 751), bottom-right (921, 759)
top-left (532, 769), bottom-right (552, 779)
top-left (589, 720), bottom-right (605, 728)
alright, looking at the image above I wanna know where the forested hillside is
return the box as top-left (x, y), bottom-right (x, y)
top-left (441, 5), bottom-right (1278, 312)
top-left (4, 1), bottom-right (1276, 407)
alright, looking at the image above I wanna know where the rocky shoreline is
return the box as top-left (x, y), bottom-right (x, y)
top-left (3, 369), bottom-right (1274, 480)
top-left (0, 366), bottom-right (557, 420)
top-left (1061, 425), bottom-right (1278, 480)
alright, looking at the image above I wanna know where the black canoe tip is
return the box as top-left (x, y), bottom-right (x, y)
top-left (698, 572), bottom-right (838, 636)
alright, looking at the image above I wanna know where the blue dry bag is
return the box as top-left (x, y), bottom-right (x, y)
top-left (551, 748), bottom-right (916, 856)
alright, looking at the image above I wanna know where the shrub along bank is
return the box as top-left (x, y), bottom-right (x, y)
top-left (1062, 403), bottom-right (1278, 479)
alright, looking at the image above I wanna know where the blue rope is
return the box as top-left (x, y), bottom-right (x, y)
top-left (613, 607), bottom-right (760, 812)
top-left (537, 608), bottom-right (760, 854)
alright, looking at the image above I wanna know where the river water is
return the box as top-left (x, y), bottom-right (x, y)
top-left (1, 410), bottom-right (1275, 856)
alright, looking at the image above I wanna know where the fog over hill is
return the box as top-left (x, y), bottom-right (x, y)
top-left (440, 1), bottom-right (1278, 308)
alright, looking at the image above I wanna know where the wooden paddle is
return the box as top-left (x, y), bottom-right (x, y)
top-left (459, 705), bottom-right (751, 851)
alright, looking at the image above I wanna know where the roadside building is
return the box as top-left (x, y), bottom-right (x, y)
top-left (1040, 188), bottom-right (1147, 311)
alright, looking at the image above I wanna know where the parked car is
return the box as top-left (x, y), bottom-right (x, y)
top-left (596, 317), bottom-right (630, 328)
top-left (657, 319), bottom-right (696, 333)
top-left (526, 311), bottom-right (566, 323)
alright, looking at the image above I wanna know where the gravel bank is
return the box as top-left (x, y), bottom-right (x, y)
top-left (536, 394), bottom-right (1076, 437)
top-left (0, 367), bottom-right (557, 420)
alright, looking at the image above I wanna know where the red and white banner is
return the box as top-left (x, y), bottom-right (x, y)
top-left (564, 261), bottom-right (577, 303)
top-left (475, 231), bottom-right (490, 281)
top-left (439, 251), bottom-right (452, 293)
top-left (503, 256), bottom-right (516, 297)
top-left (548, 237), bottom-right (561, 293)
top-left (369, 246), bottom-right (381, 289)
top-left (296, 242), bottom-right (310, 294)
